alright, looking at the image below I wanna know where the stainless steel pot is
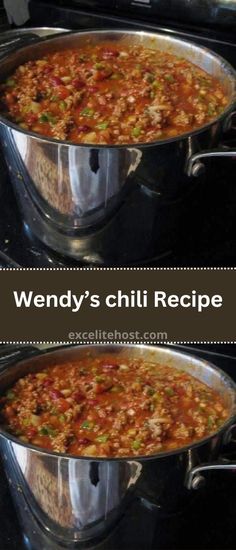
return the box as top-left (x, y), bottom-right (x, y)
top-left (0, 344), bottom-right (236, 545)
top-left (0, 30), bottom-right (235, 261)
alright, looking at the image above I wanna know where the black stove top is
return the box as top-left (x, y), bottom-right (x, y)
top-left (0, 3), bottom-right (235, 267)
top-left (1, 344), bottom-right (236, 550)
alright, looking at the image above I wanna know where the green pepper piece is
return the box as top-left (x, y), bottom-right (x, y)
top-left (146, 386), bottom-right (155, 397)
top-left (97, 122), bottom-right (109, 130)
top-left (81, 420), bottom-right (94, 430)
top-left (111, 385), bottom-right (123, 393)
top-left (110, 73), bottom-right (121, 80)
top-left (144, 72), bottom-right (155, 83)
top-left (39, 113), bottom-right (49, 123)
top-left (207, 416), bottom-right (214, 429)
top-left (6, 391), bottom-right (15, 400)
top-left (81, 107), bottom-right (94, 118)
top-left (152, 80), bottom-right (162, 89)
top-left (94, 62), bottom-right (104, 70)
top-left (39, 112), bottom-right (57, 124)
top-left (39, 426), bottom-right (57, 437)
top-left (96, 435), bottom-right (109, 443)
top-left (6, 79), bottom-right (16, 87)
top-left (22, 418), bottom-right (30, 427)
top-left (132, 127), bottom-right (141, 138)
top-left (132, 440), bottom-right (141, 451)
top-left (165, 387), bottom-right (175, 397)
top-left (95, 375), bottom-right (105, 383)
top-left (59, 100), bottom-right (67, 111)
top-left (164, 74), bottom-right (175, 83)
top-left (207, 106), bottom-right (215, 116)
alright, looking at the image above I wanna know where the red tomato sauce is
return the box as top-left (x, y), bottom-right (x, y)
top-left (0, 355), bottom-right (228, 457)
top-left (0, 41), bottom-right (228, 144)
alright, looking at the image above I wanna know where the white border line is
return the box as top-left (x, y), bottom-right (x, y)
top-left (0, 341), bottom-right (235, 345)
top-left (0, 267), bottom-right (235, 271)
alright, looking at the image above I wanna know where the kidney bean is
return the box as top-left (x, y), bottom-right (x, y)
top-left (72, 391), bottom-right (84, 403)
top-left (87, 85), bottom-right (99, 94)
top-left (49, 389), bottom-right (63, 399)
top-left (102, 48), bottom-right (119, 59)
top-left (72, 78), bottom-right (84, 90)
top-left (43, 378), bottom-right (53, 387)
top-left (77, 438), bottom-right (91, 445)
top-left (43, 65), bottom-right (53, 74)
top-left (50, 76), bottom-right (63, 86)
top-left (102, 363), bottom-right (119, 370)
top-left (77, 125), bottom-right (91, 133)
top-left (87, 399), bottom-right (99, 406)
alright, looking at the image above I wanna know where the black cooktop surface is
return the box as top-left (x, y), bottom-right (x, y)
top-left (0, 344), bottom-right (236, 550)
top-left (0, 3), bottom-right (235, 267)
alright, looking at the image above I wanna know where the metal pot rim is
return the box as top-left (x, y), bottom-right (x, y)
top-left (0, 27), bottom-right (70, 36)
top-left (0, 343), bottom-right (235, 462)
top-left (0, 28), bottom-right (235, 149)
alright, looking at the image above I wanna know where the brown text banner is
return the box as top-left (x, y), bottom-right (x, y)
top-left (0, 268), bottom-right (235, 342)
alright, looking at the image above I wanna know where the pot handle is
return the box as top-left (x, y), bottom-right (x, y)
top-left (186, 422), bottom-right (236, 490)
top-left (187, 109), bottom-right (236, 177)
top-left (0, 345), bottom-right (40, 369)
top-left (186, 459), bottom-right (236, 490)
top-left (187, 146), bottom-right (236, 177)
top-left (0, 32), bottom-right (42, 60)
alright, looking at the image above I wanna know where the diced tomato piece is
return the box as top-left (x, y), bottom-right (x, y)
top-left (57, 86), bottom-right (70, 99)
top-left (26, 113), bottom-right (38, 125)
top-left (4, 406), bottom-right (14, 418)
top-left (57, 399), bottom-right (70, 413)
top-left (5, 93), bottom-right (15, 105)
top-left (94, 383), bottom-right (110, 394)
top-left (26, 427), bottom-right (37, 438)
top-left (93, 69), bottom-right (112, 82)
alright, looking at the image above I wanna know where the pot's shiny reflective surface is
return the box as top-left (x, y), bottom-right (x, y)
top-left (0, 30), bottom-right (235, 260)
top-left (0, 345), bottom-right (236, 544)
top-left (2, 440), bottom-right (142, 543)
